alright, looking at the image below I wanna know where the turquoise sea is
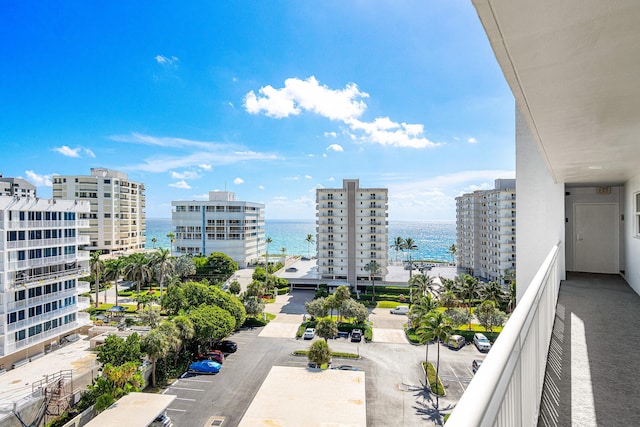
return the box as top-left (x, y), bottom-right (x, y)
top-left (145, 218), bottom-right (456, 262)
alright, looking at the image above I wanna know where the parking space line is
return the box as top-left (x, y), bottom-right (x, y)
top-left (166, 408), bottom-right (187, 412)
top-left (177, 378), bottom-right (212, 383)
top-left (170, 386), bottom-right (205, 392)
top-left (448, 365), bottom-right (466, 391)
top-left (175, 397), bottom-right (196, 401)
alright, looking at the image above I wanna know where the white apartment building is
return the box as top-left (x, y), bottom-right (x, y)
top-left (456, 179), bottom-right (516, 283)
top-left (316, 179), bottom-right (388, 289)
top-left (52, 168), bottom-right (146, 253)
top-left (0, 175), bottom-right (36, 197)
top-left (0, 196), bottom-right (91, 370)
top-left (171, 191), bottom-right (264, 268)
top-left (447, 1), bottom-right (640, 426)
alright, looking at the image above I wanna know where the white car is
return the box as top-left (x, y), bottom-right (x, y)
top-left (390, 305), bottom-right (409, 315)
top-left (473, 333), bottom-right (492, 352)
top-left (303, 328), bottom-right (316, 339)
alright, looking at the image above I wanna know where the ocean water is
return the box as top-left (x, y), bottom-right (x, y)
top-left (145, 218), bottom-right (456, 262)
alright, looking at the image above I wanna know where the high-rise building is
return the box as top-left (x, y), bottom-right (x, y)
top-left (316, 179), bottom-right (388, 289)
top-left (171, 191), bottom-right (265, 268)
top-left (455, 178), bottom-right (516, 283)
top-left (52, 168), bottom-right (146, 253)
top-left (0, 174), bottom-right (36, 197)
top-left (0, 196), bottom-right (91, 369)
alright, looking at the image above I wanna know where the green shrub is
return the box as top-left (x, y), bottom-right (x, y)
top-left (277, 287), bottom-right (289, 295)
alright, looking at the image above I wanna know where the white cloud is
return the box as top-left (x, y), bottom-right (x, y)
top-left (84, 148), bottom-right (96, 158)
top-left (346, 117), bottom-right (440, 148)
top-left (467, 137), bottom-right (478, 144)
top-left (326, 144), bottom-right (344, 152)
top-left (322, 153), bottom-right (328, 158)
top-left (304, 175), bottom-right (312, 179)
top-left (233, 177), bottom-right (244, 185)
top-left (155, 55), bottom-right (179, 65)
top-left (258, 185), bottom-right (265, 190)
top-left (193, 193), bottom-right (209, 200)
top-left (199, 164), bottom-right (212, 171)
top-left (169, 180), bottom-right (191, 189)
top-left (53, 146), bottom-right (81, 157)
top-left (110, 133), bottom-right (277, 173)
top-left (328, 177), bottom-right (335, 181)
top-left (244, 76), bottom-right (441, 150)
top-left (283, 176), bottom-right (300, 181)
top-left (170, 170), bottom-right (201, 180)
top-left (25, 170), bottom-right (53, 187)
top-left (244, 76), bottom-right (368, 120)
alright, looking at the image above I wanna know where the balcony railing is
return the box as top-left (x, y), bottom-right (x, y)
top-left (447, 243), bottom-right (561, 427)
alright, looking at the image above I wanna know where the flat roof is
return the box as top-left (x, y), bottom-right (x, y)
top-left (239, 366), bottom-right (366, 427)
top-left (83, 392), bottom-right (176, 427)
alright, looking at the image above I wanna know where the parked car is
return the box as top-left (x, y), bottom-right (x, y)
top-left (473, 333), bottom-right (492, 352)
top-left (390, 305), bottom-right (409, 315)
top-left (351, 329), bottom-right (363, 342)
top-left (188, 360), bottom-right (222, 374)
top-left (303, 328), bottom-right (316, 339)
top-left (447, 334), bottom-right (466, 349)
top-left (213, 340), bottom-right (238, 353)
top-left (472, 359), bottom-right (483, 374)
top-left (150, 414), bottom-right (172, 427)
top-left (285, 267), bottom-right (298, 272)
top-left (331, 365), bottom-right (358, 371)
top-left (197, 349), bottom-right (224, 364)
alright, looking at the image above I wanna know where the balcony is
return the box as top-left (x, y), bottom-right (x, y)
top-left (448, 245), bottom-right (640, 426)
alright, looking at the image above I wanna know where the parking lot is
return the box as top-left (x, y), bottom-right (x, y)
top-left (160, 290), bottom-right (489, 426)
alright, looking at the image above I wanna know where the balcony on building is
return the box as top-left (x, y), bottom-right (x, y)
top-left (447, 1), bottom-right (640, 426)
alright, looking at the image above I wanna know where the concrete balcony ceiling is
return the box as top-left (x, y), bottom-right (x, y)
top-left (473, 0), bottom-right (640, 185)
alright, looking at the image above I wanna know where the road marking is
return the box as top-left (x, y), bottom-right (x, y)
top-left (448, 365), bottom-right (466, 391)
top-left (178, 378), bottom-right (212, 383)
top-left (170, 386), bottom-right (205, 392)
top-left (175, 397), bottom-right (196, 401)
top-left (166, 408), bottom-right (187, 412)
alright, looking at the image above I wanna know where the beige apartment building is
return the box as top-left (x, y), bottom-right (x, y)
top-left (455, 178), bottom-right (516, 283)
top-left (316, 179), bottom-right (388, 290)
top-left (52, 168), bottom-right (146, 253)
top-left (171, 191), bottom-right (265, 268)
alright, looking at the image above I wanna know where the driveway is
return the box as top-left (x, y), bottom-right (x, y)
top-left (260, 290), bottom-right (314, 338)
top-left (369, 307), bottom-right (410, 344)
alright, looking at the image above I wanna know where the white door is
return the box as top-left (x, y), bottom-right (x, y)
top-left (573, 203), bottom-right (619, 273)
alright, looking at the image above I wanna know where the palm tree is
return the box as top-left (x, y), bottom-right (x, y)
top-left (363, 260), bottom-right (383, 302)
top-left (123, 253), bottom-right (152, 302)
top-left (305, 233), bottom-right (315, 258)
top-left (409, 294), bottom-right (439, 327)
top-left (152, 248), bottom-right (173, 302)
top-left (415, 312), bottom-right (436, 385)
top-left (104, 257), bottom-right (126, 306)
top-left (439, 290), bottom-right (459, 309)
top-left (390, 237), bottom-right (405, 263)
top-left (265, 237), bottom-right (273, 290)
top-left (458, 274), bottom-right (480, 329)
top-left (506, 281), bottom-right (517, 313)
top-left (402, 238), bottom-right (418, 278)
top-left (482, 280), bottom-right (505, 306)
top-left (408, 274), bottom-right (435, 302)
top-left (421, 311), bottom-right (452, 401)
top-left (151, 237), bottom-right (157, 249)
top-left (142, 328), bottom-right (169, 388)
top-left (172, 315), bottom-right (195, 367)
top-left (280, 247), bottom-right (286, 258)
top-left (90, 251), bottom-right (104, 308)
top-left (448, 243), bottom-right (457, 265)
top-left (166, 231), bottom-right (175, 252)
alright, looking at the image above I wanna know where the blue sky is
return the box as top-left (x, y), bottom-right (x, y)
top-left (1, 1), bottom-right (514, 221)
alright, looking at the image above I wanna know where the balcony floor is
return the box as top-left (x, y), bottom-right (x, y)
top-left (539, 272), bottom-right (640, 427)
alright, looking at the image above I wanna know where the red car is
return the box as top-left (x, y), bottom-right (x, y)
top-left (197, 350), bottom-right (224, 364)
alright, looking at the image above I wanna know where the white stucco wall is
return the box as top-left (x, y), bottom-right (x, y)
top-left (515, 106), bottom-right (566, 301)
top-left (624, 174), bottom-right (640, 296)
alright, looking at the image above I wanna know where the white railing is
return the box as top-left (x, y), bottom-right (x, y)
top-left (446, 243), bottom-right (561, 427)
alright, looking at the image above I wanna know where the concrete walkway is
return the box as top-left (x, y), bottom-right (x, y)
top-left (538, 272), bottom-right (640, 427)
